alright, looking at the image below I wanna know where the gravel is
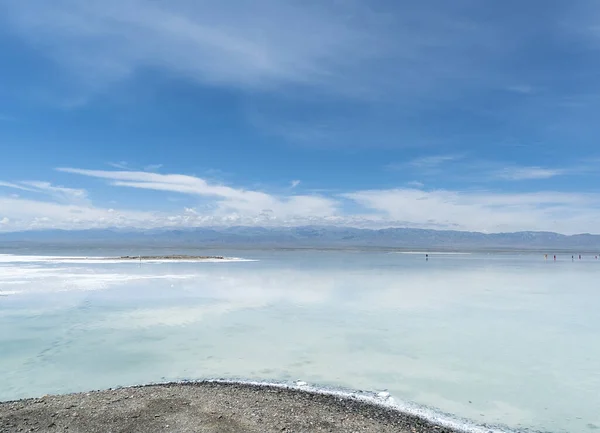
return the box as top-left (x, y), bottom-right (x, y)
top-left (0, 381), bottom-right (462, 433)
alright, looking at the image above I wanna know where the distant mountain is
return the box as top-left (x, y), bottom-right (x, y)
top-left (1, 226), bottom-right (600, 251)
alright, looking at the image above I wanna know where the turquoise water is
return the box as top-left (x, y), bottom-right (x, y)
top-left (1, 250), bottom-right (599, 432)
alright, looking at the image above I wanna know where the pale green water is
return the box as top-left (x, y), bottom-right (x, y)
top-left (0, 250), bottom-right (599, 432)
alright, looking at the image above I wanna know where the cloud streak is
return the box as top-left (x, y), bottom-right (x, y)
top-left (387, 154), bottom-right (465, 173)
top-left (493, 166), bottom-right (567, 181)
top-left (408, 155), bottom-right (462, 169)
top-left (0, 181), bottom-right (39, 193)
top-left (0, 181), bottom-right (88, 203)
top-left (57, 168), bottom-right (338, 220)
top-left (395, 156), bottom-right (587, 183)
top-left (20, 181), bottom-right (89, 203)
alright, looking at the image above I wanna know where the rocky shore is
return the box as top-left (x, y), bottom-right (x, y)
top-left (0, 382), bottom-right (463, 433)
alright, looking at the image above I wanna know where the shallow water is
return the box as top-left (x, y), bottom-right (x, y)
top-left (0, 249), bottom-right (599, 432)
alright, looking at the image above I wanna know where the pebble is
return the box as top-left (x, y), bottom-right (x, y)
top-left (0, 382), bottom-right (460, 433)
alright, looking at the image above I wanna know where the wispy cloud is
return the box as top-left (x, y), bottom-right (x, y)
top-left (343, 188), bottom-right (600, 234)
top-left (0, 0), bottom-right (554, 104)
top-left (393, 157), bottom-right (583, 183)
top-left (0, 181), bottom-right (38, 193)
top-left (57, 168), bottom-right (337, 220)
top-left (408, 155), bottom-right (462, 169)
top-left (493, 166), bottom-right (567, 181)
top-left (0, 180), bottom-right (88, 203)
top-left (3, 0), bottom-right (598, 154)
top-left (290, 180), bottom-right (301, 188)
top-left (0, 0), bottom-right (395, 99)
top-left (109, 162), bottom-right (163, 172)
top-left (387, 154), bottom-right (463, 172)
top-left (20, 181), bottom-right (88, 203)
top-left (108, 161), bottom-right (130, 170)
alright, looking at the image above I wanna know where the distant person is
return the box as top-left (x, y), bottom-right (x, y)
top-left (425, 253), bottom-right (429, 261)
top-left (554, 255), bottom-right (556, 261)
top-left (572, 255), bottom-right (574, 261)
top-left (579, 254), bottom-right (582, 260)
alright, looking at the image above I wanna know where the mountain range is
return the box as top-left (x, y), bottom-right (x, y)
top-left (1, 226), bottom-right (600, 251)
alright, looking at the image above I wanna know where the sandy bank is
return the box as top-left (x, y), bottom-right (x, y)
top-left (0, 382), bottom-right (462, 433)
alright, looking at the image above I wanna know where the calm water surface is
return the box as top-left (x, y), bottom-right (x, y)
top-left (0, 249), bottom-right (599, 433)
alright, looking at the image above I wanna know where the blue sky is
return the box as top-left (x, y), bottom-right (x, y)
top-left (1, 0), bottom-right (600, 233)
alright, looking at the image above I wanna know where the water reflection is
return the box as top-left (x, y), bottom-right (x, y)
top-left (1, 251), bottom-right (599, 432)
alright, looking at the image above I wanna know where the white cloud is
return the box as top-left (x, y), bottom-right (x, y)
top-left (2, 168), bottom-right (600, 234)
top-left (343, 188), bottom-right (600, 233)
top-left (0, 217), bottom-right (9, 225)
top-left (57, 168), bottom-right (337, 220)
top-left (494, 166), bottom-right (567, 181)
top-left (0, 194), bottom-right (347, 232)
top-left (290, 180), bottom-right (301, 188)
top-left (0, 196), bottom-right (155, 232)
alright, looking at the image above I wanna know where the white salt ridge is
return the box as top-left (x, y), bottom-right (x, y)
top-left (392, 252), bottom-right (472, 255)
top-left (0, 254), bottom-right (257, 264)
top-left (148, 379), bottom-right (518, 433)
top-left (138, 257), bottom-right (257, 264)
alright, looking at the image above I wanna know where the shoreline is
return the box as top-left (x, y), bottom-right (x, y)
top-left (0, 381), bottom-right (484, 433)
